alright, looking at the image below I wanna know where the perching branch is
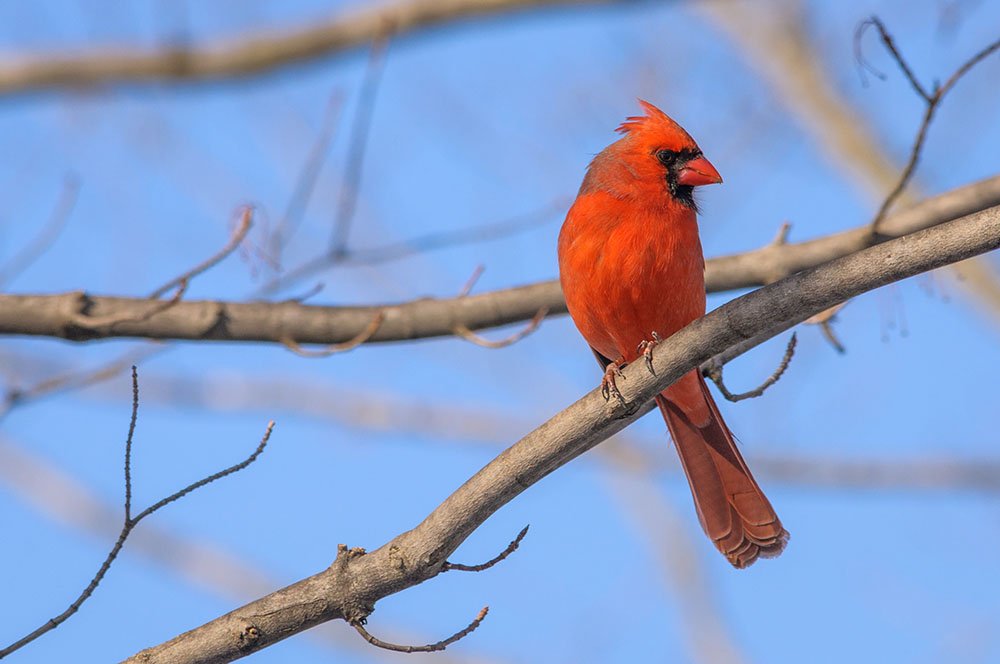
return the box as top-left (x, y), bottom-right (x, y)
top-left (0, 368), bottom-right (274, 659)
top-left (2, 176), bottom-right (997, 347)
top-left (123, 204), bottom-right (1000, 664)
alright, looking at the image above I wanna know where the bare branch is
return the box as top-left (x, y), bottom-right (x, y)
top-left (0, 368), bottom-right (275, 658)
top-left (443, 526), bottom-right (529, 572)
top-left (855, 18), bottom-right (930, 100)
top-left (54, 208), bottom-right (252, 333)
top-left (330, 37), bottom-right (389, 256)
top-left (0, 438), bottom-right (503, 663)
top-left (123, 204), bottom-right (1000, 664)
top-left (704, 333), bottom-right (796, 403)
top-left (858, 17), bottom-right (1000, 231)
top-left (696, 3), bottom-right (1000, 321)
top-left (3, 178), bottom-right (997, 347)
top-left (0, 176), bottom-right (79, 289)
top-left (149, 207), bottom-right (254, 299)
top-left (259, 197), bottom-right (566, 296)
top-left (0, 0), bottom-right (627, 96)
top-left (271, 92), bottom-right (345, 258)
top-left (353, 606), bottom-right (489, 654)
top-left (0, 346), bottom-right (158, 422)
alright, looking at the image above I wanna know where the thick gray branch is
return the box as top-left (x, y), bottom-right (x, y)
top-left (1, 176), bottom-right (997, 347)
top-left (124, 205), bottom-right (1000, 663)
top-left (0, 0), bottom-right (623, 96)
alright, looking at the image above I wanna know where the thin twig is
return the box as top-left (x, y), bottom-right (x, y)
top-left (0, 175), bottom-right (79, 289)
top-left (806, 303), bottom-right (848, 354)
top-left (442, 525), bottom-right (529, 572)
top-left (124, 366), bottom-right (139, 521)
top-left (818, 319), bottom-right (846, 354)
top-left (339, 198), bottom-right (568, 267)
top-left (271, 92), bottom-right (345, 259)
top-left (0, 346), bottom-right (160, 423)
top-left (458, 265), bottom-right (486, 298)
top-left (770, 221), bottom-right (791, 247)
top-left (330, 36), bottom-right (390, 256)
top-left (858, 17), bottom-right (1000, 231)
top-left (149, 207), bottom-right (253, 298)
top-left (120, 204), bottom-right (1000, 662)
top-left (69, 279), bottom-right (189, 330)
top-left (856, 18), bottom-right (930, 99)
top-left (451, 265), bottom-right (549, 348)
top-left (0, 369), bottom-right (275, 658)
top-left (352, 606), bottom-right (489, 654)
top-left (260, 198), bottom-right (565, 295)
top-left (704, 334), bottom-right (797, 403)
top-left (68, 208), bottom-right (253, 331)
top-left (453, 307), bottom-right (547, 349)
top-left (281, 310), bottom-right (385, 357)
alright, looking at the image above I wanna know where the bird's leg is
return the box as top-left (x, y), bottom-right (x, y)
top-left (636, 331), bottom-right (662, 374)
top-left (601, 357), bottom-right (627, 405)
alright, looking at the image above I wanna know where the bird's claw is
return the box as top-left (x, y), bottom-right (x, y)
top-left (601, 362), bottom-right (626, 405)
top-left (636, 331), bottom-right (662, 374)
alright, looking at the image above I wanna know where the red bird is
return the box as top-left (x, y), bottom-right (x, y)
top-left (558, 101), bottom-right (788, 568)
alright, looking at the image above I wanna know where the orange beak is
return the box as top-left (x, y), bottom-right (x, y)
top-left (676, 156), bottom-right (722, 187)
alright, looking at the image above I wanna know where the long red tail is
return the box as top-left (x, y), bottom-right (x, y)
top-left (656, 371), bottom-right (788, 568)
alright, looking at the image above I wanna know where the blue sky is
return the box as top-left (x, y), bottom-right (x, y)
top-left (2, 1), bottom-right (1000, 662)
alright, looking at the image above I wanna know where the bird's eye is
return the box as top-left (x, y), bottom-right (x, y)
top-left (656, 148), bottom-right (702, 167)
top-left (655, 149), bottom-right (678, 166)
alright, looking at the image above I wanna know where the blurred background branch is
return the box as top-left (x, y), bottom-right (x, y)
top-left (0, 0), bottom-right (637, 95)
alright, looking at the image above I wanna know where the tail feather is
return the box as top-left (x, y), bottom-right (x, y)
top-left (656, 371), bottom-right (788, 568)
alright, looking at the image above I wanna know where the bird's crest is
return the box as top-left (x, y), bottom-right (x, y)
top-left (616, 99), bottom-right (692, 144)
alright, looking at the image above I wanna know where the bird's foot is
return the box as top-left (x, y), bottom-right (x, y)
top-left (636, 331), bottom-right (662, 374)
top-left (601, 360), bottom-right (627, 405)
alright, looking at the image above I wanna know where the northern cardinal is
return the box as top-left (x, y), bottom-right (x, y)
top-left (558, 100), bottom-right (788, 568)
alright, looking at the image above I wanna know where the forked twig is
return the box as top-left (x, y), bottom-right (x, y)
top-left (442, 525), bottom-right (529, 572)
top-left (704, 334), bottom-right (797, 403)
top-left (857, 17), bottom-right (1000, 232)
top-left (352, 606), bottom-right (489, 654)
top-left (0, 367), bottom-right (274, 658)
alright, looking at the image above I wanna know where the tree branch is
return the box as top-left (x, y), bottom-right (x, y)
top-left (0, 369), bottom-right (274, 659)
top-left (123, 204), bottom-right (1000, 663)
top-left (696, 3), bottom-right (1000, 321)
top-left (1, 176), bottom-right (997, 347)
top-left (0, 0), bottom-right (627, 97)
